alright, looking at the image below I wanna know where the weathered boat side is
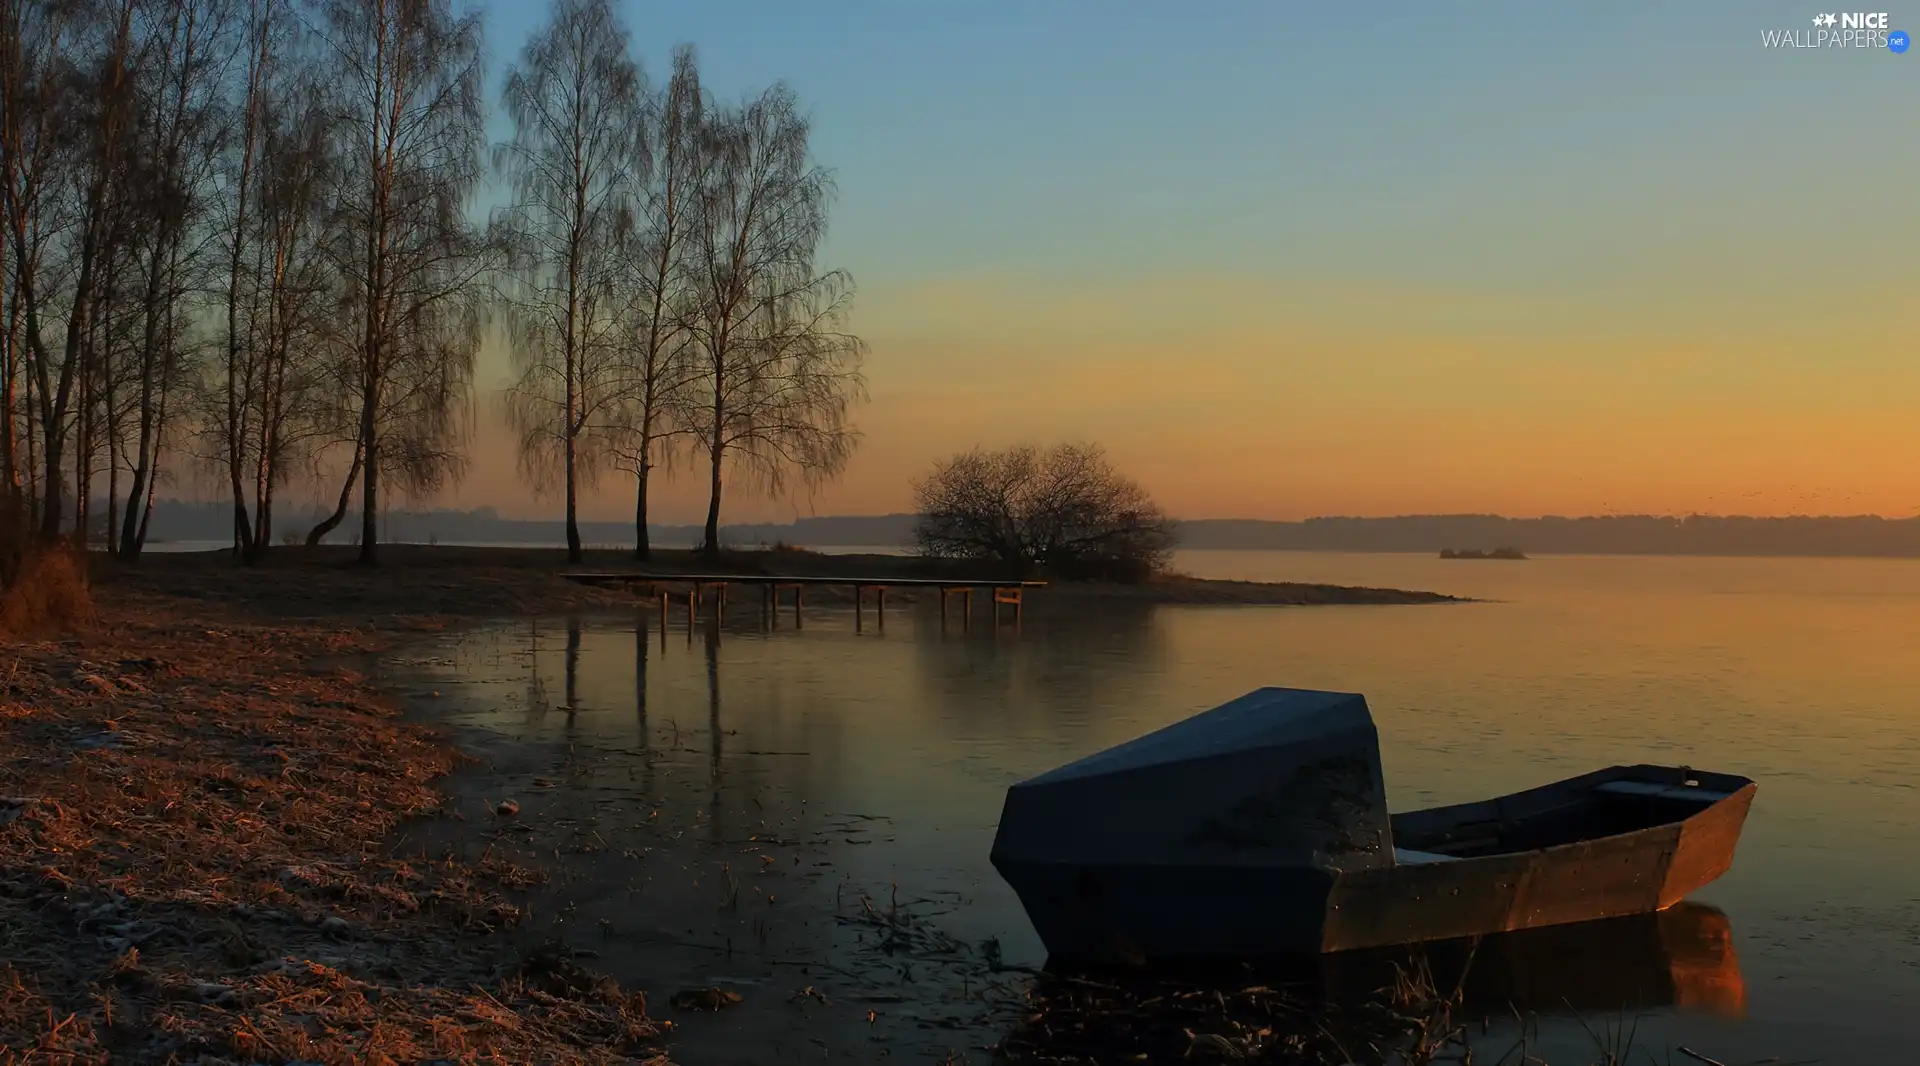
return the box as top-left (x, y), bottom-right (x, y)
top-left (1323, 766), bottom-right (1755, 952)
top-left (1323, 823), bottom-right (1684, 951)
top-left (1660, 780), bottom-right (1756, 906)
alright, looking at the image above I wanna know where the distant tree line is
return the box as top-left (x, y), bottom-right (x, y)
top-left (0, 0), bottom-right (865, 579)
top-left (98, 495), bottom-right (1920, 560)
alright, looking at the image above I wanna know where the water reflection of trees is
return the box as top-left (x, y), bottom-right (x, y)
top-left (617, 613), bottom-right (847, 841)
top-left (704, 619), bottom-right (725, 844)
top-left (632, 612), bottom-right (656, 799)
top-left (633, 612), bottom-right (651, 754)
top-left (509, 618), bottom-right (585, 737)
top-left (527, 604), bottom-right (1167, 761)
top-left (563, 618), bottom-right (581, 724)
top-left (910, 601), bottom-right (1169, 736)
top-left (505, 605), bottom-right (1187, 844)
top-left (523, 618), bottom-right (551, 717)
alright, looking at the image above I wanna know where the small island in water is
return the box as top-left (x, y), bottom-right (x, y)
top-left (1440, 546), bottom-right (1528, 560)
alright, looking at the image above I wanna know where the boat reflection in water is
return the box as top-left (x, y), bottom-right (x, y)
top-left (1317, 901), bottom-right (1745, 1019)
top-left (999, 903), bottom-right (1743, 1065)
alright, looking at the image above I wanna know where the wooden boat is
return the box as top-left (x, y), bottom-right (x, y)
top-left (989, 688), bottom-right (1755, 961)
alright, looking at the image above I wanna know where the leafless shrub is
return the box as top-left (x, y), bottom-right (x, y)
top-left (0, 538), bottom-right (92, 635)
top-left (913, 442), bottom-right (1177, 581)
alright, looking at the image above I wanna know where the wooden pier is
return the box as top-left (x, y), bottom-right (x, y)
top-left (563, 572), bottom-right (1047, 632)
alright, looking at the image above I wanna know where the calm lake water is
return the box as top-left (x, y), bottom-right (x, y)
top-left (419, 551), bottom-right (1920, 1062)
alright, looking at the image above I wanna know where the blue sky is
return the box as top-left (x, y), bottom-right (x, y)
top-left (449, 1), bottom-right (1919, 522)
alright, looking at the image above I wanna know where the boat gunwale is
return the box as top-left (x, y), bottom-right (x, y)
top-left (1386, 764), bottom-right (1756, 867)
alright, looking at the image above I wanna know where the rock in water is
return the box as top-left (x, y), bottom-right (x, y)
top-left (670, 987), bottom-right (742, 1012)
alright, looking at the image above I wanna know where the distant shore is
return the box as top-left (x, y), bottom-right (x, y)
top-left (123, 500), bottom-right (1920, 559)
top-left (106, 543), bottom-right (1468, 614)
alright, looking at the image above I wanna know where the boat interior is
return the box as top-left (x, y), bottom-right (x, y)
top-left (1389, 765), bottom-right (1750, 863)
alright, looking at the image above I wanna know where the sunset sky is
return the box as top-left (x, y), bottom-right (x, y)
top-left (412, 1), bottom-right (1918, 524)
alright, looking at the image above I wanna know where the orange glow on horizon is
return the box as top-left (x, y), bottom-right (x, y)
top-left (417, 271), bottom-right (1920, 525)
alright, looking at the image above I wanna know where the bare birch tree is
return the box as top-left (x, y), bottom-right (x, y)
top-left (608, 43), bottom-right (703, 560)
top-left (683, 85), bottom-right (866, 559)
top-left (1, 0), bottom-right (64, 562)
top-left (111, 0), bottom-right (231, 559)
top-left (208, 0), bottom-right (276, 556)
top-left (493, 0), bottom-right (641, 563)
top-left (5, 0), bottom-right (142, 544)
top-left (241, 56), bottom-right (343, 555)
top-left (310, 0), bottom-right (488, 563)
top-left (0, 4), bottom-right (876, 584)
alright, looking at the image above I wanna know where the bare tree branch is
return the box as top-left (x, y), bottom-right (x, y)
top-left (682, 82), bottom-right (866, 559)
top-left (492, 0), bottom-right (641, 562)
top-left (913, 443), bottom-right (1177, 582)
top-left (310, 0), bottom-right (488, 563)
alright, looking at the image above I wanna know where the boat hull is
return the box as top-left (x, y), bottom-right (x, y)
top-left (992, 860), bottom-right (1338, 960)
top-left (999, 764), bottom-right (1755, 961)
top-left (1324, 779), bottom-right (1752, 951)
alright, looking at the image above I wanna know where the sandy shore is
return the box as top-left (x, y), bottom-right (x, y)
top-left (0, 546), bottom-right (1469, 1063)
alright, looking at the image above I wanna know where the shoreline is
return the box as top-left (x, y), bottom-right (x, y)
top-left (106, 543), bottom-right (1471, 611)
top-left (0, 596), bottom-right (670, 1062)
top-left (0, 548), bottom-right (1465, 1062)
top-left (0, 559), bottom-right (1020, 1064)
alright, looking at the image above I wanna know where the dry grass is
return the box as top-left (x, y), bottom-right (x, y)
top-left (992, 966), bottom-right (1373, 1065)
top-left (0, 588), bottom-right (669, 1064)
top-left (993, 953), bottom-right (1672, 1066)
top-left (1, 542), bottom-right (95, 636)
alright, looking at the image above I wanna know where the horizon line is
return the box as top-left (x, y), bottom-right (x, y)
top-left (138, 500), bottom-right (1920, 524)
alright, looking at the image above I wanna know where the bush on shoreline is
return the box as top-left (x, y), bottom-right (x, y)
top-left (0, 539), bottom-right (94, 637)
top-left (911, 442), bottom-right (1177, 583)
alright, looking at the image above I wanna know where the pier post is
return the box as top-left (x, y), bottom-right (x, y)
top-left (938, 586), bottom-right (975, 634)
top-left (994, 587), bottom-right (1024, 628)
